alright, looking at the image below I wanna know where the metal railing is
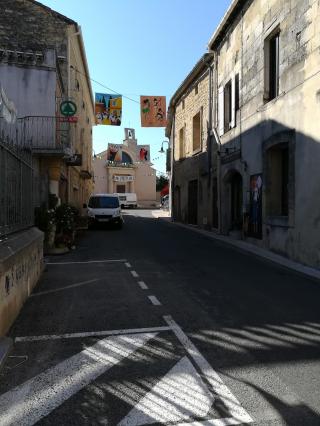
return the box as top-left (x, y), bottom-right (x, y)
top-left (0, 119), bottom-right (33, 237)
top-left (0, 116), bottom-right (70, 152)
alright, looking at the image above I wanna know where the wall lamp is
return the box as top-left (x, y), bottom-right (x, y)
top-left (159, 140), bottom-right (170, 153)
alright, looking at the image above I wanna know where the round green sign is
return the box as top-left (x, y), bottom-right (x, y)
top-left (60, 100), bottom-right (77, 117)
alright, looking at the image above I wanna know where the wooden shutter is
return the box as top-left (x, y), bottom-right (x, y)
top-left (218, 86), bottom-right (224, 136)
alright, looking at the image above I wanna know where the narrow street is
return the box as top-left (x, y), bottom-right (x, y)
top-left (0, 210), bottom-right (320, 425)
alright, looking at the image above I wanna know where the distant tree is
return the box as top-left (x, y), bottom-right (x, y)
top-left (156, 175), bottom-right (169, 191)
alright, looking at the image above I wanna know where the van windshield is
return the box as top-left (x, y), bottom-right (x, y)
top-left (88, 196), bottom-right (119, 209)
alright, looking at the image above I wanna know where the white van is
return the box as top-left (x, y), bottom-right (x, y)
top-left (116, 193), bottom-right (138, 209)
top-left (84, 194), bottom-right (123, 229)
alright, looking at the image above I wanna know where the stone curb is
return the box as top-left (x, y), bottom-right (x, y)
top-left (159, 217), bottom-right (320, 282)
top-left (0, 337), bottom-right (13, 371)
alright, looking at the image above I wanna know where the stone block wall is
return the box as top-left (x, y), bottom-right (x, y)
top-left (174, 71), bottom-right (210, 161)
top-left (0, 228), bottom-right (43, 335)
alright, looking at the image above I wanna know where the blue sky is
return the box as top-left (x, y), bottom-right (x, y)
top-left (39, 0), bottom-right (231, 174)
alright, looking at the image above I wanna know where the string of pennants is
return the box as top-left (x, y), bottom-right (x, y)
top-left (95, 93), bottom-right (167, 128)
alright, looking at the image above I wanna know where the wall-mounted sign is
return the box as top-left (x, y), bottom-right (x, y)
top-left (113, 175), bottom-right (134, 182)
top-left (66, 154), bottom-right (82, 166)
top-left (59, 116), bottom-right (78, 123)
top-left (60, 100), bottom-right (77, 117)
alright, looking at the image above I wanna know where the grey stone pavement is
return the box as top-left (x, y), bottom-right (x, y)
top-left (0, 209), bottom-right (319, 425)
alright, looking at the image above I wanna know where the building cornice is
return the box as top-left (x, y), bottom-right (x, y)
top-left (208, 0), bottom-right (247, 50)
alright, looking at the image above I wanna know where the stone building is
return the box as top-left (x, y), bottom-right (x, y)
top-left (0, 0), bottom-right (94, 336)
top-left (209, 0), bottom-right (320, 268)
top-left (167, 0), bottom-right (320, 268)
top-left (0, 0), bottom-right (95, 212)
top-left (166, 53), bottom-right (217, 227)
top-left (93, 128), bottom-right (157, 207)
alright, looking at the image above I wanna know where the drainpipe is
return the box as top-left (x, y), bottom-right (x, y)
top-left (211, 51), bottom-right (222, 234)
top-left (169, 112), bottom-right (175, 220)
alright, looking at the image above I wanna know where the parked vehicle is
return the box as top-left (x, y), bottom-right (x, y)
top-left (84, 194), bottom-right (123, 229)
top-left (116, 193), bottom-right (138, 209)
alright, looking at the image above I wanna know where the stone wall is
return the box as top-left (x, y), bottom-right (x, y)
top-left (174, 71), bottom-right (210, 160)
top-left (0, 228), bottom-right (43, 336)
top-left (215, 0), bottom-right (320, 267)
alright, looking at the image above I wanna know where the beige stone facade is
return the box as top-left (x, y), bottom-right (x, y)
top-left (93, 128), bottom-right (157, 207)
top-left (167, 0), bottom-right (320, 268)
top-left (210, 0), bottom-right (320, 267)
top-left (166, 54), bottom-right (217, 227)
top-left (0, 0), bottom-right (95, 213)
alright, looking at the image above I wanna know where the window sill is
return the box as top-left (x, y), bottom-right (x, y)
top-left (265, 216), bottom-right (289, 228)
top-left (192, 148), bottom-right (202, 156)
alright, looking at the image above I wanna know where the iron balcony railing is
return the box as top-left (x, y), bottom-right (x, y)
top-left (0, 116), bottom-right (71, 153)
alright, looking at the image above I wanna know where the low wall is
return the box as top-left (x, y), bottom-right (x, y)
top-left (0, 228), bottom-right (43, 336)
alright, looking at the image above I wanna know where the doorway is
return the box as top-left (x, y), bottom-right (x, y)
top-left (188, 180), bottom-right (198, 225)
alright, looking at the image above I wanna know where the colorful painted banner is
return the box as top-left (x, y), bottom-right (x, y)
top-left (107, 144), bottom-right (122, 162)
top-left (95, 93), bottom-right (122, 126)
top-left (140, 96), bottom-right (167, 127)
top-left (138, 145), bottom-right (150, 162)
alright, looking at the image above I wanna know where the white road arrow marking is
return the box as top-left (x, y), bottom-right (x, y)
top-left (118, 356), bottom-right (213, 425)
top-left (0, 332), bottom-right (157, 426)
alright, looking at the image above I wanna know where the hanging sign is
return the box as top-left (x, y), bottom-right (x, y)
top-left (140, 96), bottom-right (167, 127)
top-left (60, 100), bottom-right (77, 117)
top-left (95, 93), bottom-right (122, 126)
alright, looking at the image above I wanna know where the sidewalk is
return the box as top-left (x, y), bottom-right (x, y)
top-left (159, 216), bottom-right (320, 282)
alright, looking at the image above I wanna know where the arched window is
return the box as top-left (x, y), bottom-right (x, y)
top-left (122, 152), bottom-right (132, 164)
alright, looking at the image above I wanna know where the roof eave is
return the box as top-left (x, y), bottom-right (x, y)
top-left (208, 0), bottom-right (244, 50)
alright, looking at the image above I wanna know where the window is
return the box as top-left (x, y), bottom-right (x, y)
top-left (182, 99), bottom-right (185, 110)
top-left (224, 80), bottom-right (232, 132)
top-left (192, 112), bottom-right (201, 152)
top-left (195, 84), bottom-right (198, 95)
top-left (264, 31), bottom-right (280, 101)
top-left (266, 144), bottom-right (289, 216)
top-left (88, 196), bottom-right (119, 209)
top-left (235, 74), bottom-right (240, 112)
top-left (179, 127), bottom-right (185, 159)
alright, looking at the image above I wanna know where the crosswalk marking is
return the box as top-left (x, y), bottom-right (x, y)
top-left (118, 356), bottom-right (213, 425)
top-left (0, 333), bottom-right (157, 426)
top-left (164, 316), bottom-right (253, 424)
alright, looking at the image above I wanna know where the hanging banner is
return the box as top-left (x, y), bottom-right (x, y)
top-left (140, 96), bottom-right (167, 127)
top-left (95, 93), bottom-right (122, 126)
top-left (107, 143), bottom-right (122, 162)
top-left (137, 145), bottom-right (150, 162)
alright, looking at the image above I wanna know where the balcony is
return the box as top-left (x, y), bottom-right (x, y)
top-left (0, 116), bottom-right (71, 156)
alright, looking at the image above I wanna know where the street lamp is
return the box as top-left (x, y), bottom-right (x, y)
top-left (158, 140), bottom-right (172, 218)
top-left (159, 140), bottom-right (170, 153)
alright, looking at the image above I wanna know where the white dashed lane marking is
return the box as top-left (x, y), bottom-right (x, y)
top-left (138, 281), bottom-right (148, 290)
top-left (148, 295), bottom-right (162, 306)
top-left (131, 270), bottom-right (139, 278)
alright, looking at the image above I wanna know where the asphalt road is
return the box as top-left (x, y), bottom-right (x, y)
top-left (1, 209), bottom-right (320, 425)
